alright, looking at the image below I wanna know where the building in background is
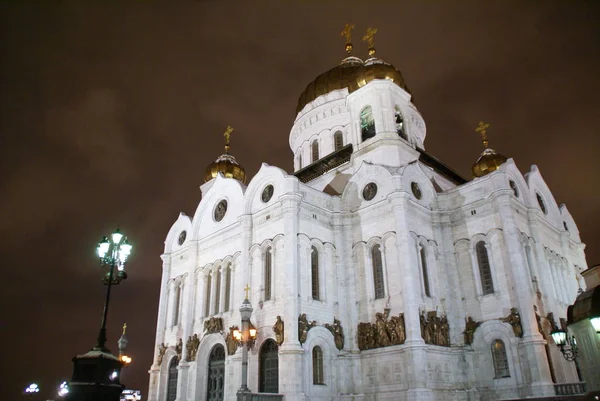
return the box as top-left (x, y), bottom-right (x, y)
top-left (147, 28), bottom-right (588, 401)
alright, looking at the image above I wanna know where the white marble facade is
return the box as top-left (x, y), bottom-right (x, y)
top-left (148, 60), bottom-right (588, 401)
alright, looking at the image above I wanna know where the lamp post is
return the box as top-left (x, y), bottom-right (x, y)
top-left (235, 285), bottom-right (258, 401)
top-left (551, 328), bottom-right (578, 362)
top-left (95, 228), bottom-right (132, 351)
top-left (24, 383), bottom-right (39, 399)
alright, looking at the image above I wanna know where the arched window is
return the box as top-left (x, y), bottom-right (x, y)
top-left (395, 106), bottom-right (407, 140)
top-left (491, 339), bottom-right (510, 378)
top-left (206, 345), bottom-right (226, 401)
top-left (172, 283), bottom-right (182, 326)
top-left (372, 244), bottom-right (385, 299)
top-left (204, 275), bottom-right (212, 317)
top-left (360, 106), bottom-right (376, 141)
top-left (311, 140), bottom-right (319, 162)
top-left (259, 339), bottom-right (279, 393)
top-left (420, 246), bottom-right (431, 297)
top-left (311, 246), bottom-right (320, 300)
top-left (334, 131), bottom-right (344, 151)
top-left (264, 247), bottom-right (272, 301)
top-left (224, 264), bottom-right (232, 312)
top-left (476, 241), bottom-right (494, 295)
top-left (166, 357), bottom-right (179, 401)
top-left (214, 269), bottom-right (221, 314)
top-left (312, 346), bottom-right (324, 385)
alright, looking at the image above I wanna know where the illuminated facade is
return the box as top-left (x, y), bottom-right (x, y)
top-left (147, 32), bottom-right (588, 401)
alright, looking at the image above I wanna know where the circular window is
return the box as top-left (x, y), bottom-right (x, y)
top-left (362, 182), bottom-right (378, 201)
top-left (411, 182), bottom-right (422, 200)
top-left (214, 200), bottom-right (228, 222)
top-left (178, 231), bottom-right (187, 245)
top-left (509, 180), bottom-right (519, 197)
top-left (261, 184), bottom-right (274, 203)
top-left (536, 193), bottom-right (547, 214)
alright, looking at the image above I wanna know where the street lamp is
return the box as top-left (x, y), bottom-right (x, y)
top-left (236, 284), bottom-right (258, 401)
top-left (95, 228), bottom-right (132, 351)
top-left (25, 383), bottom-right (39, 396)
top-left (58, 381), bottom-right (69, 397)
top-left (551, 328), bottom-right (579, 361)
top-left (118, 323), bottom-right (132, 366)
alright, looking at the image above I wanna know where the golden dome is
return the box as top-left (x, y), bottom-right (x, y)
top-left (296, 56), bottom-right (411, 114)
top-left (471, 121), bottom-right (508, 178)
top-left (204, 126), bottom-right (247, 184)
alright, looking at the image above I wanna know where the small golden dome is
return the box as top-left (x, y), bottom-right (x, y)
top-left (471, 121), bottom-right (508, 178)
top-left (204, 126), bottom-right (247, 184)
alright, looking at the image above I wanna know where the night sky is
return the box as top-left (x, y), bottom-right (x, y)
top-left (1, 2), bottom-right (599, 399)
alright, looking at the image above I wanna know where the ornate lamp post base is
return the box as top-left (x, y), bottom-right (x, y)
top-left (66, 349), bottom-right (125, 401)
top-left (236, 388), bottom-right (253, 401)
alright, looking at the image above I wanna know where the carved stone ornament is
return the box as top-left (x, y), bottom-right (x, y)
top-left (358, 309), bottom-right (406, 351)
top-left (185, 334), bottom-right (200, 362)
top-left (261, 184), bottom-right (274, 203)
top-left (273, 316), bottom-right (284, 346)
top-left (178, 230), bottom-right (187, 245)
top-left (420, 310), bottom-right (450, 347)
top-left (226, 326), bottom-right (241, 355)
top-left (501, 307), bottom-right (523, 338)
top-left (324, 318), bottom-right (345, 350)
top-left (204, 317), bottom-right (224, 334)
top-left (175, 338), bottom-right (183, 363)
top-left (157, 343), bottom-right (167, 365)
top-left (214, 199), bottom-right (227, 222)
top-left (463, 316), bottom-right (481, 345)
top-left (298, 313), bottom-right (317, 344)
top-left (362, 182), bottom-right (378, 201)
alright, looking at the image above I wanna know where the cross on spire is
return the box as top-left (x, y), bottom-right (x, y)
top-left (224, 125), bottom-right (233, 153)
top-left (475, 121), bottom-right (490, 148)
top-left (340, 23), bottom-right (355, 55)
top-left (244, 284), bottom-right (251, 300)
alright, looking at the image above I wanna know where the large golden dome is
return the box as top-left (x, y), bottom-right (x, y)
top-left (296, 56), bottom-right (411, 114)
top-left (471, 122), bottom-right (507, 178)
top-left (204, 126), bottom-right (247, 184)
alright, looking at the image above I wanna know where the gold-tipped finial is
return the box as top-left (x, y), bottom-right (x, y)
top-left (223, 125), bottom-right (233, 154)
top-left (244, 284), bottom-right (251, 300)
top-left (122, 323), bottom-right (127, 335)
top-left (362, 27), bottom-right (378, 57)
top-left (475, 121), bottom-right (490, 148)
top-left (340, 23), bottom-right (355, 55)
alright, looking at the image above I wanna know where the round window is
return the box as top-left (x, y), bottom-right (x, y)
top-left (509, 180), bottom-right (519, 197)
top-left (261, 184), bottom-right (274, 203)
top-left (362, 182), bottom-right (378, 201)
top-left (536, 193), bottom-right (547, 214)
top-left (214, 200), bottom-right (228, 222)
top-left (178, 231), bottom-right (187, 245)
top-left (411, 182), bottom-right (422, 200)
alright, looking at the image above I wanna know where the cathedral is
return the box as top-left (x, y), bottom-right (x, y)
top-left (147, 27), bottom-right (588, 401)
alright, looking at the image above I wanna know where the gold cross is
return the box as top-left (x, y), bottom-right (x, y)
top-left (224, 125), bottom-right (233, 146)
top-left (244, 284), bottom-right (251, 300)
top-left (340, 23), bottom-right (355, 44)
top-left (475, 121), bottom-right (490, 147)
top-left (122, 323), bottom-right (127, 334)
top-left (362, 27), bottom-right (378, 49)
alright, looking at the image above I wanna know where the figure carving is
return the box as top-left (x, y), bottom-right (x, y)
top-left (185, 334), bottom-right (200, 362)
top-left (203, 317), bottom-right (224, 334)
top-left (547, 313), bottom-right (559, 332)
top-left (157, 343), bottom-right (167, 365)
top-left (175, 338), bottom-right (183, 362)
top-left (226, 326), bottom-right (241, 355)
top-left (298, 314), bottom-right (316, 344)
top-left (273, 316), bottom-right (284, 346)
top-left (501, 307), bottom-right (523, 338)
top-left (420, 310), bottom-right (450, 347)
top-left (357, 310), bottom-right (406, 351)
top-left (324, 318), bottom-right (345, 350)
top-left (463, 316), bottom-right (481, 345)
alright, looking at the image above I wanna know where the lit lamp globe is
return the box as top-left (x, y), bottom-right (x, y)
top-left (550, 329), bottom-right (567, 347)
top-left (590, 316), bottom-right (600, 333)
top-left (25, 383), bottom-right (40, 396)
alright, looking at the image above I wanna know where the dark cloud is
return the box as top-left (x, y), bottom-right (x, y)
top-left (1, 1), bottom-right (599, 399)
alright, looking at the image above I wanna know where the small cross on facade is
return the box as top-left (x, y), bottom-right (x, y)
top-left (244, 284), bottom-right (251, 300)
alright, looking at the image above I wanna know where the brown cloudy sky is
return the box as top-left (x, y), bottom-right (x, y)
top-left (1, 1), bottom-right (599, 399)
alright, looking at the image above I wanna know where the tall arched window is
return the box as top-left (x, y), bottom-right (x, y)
top-left (172, 283), bottom-right (182, 326)
top-left (372, 244), bottom-right (385, 299)
top-left (420, 246), bottom-right (431, 297)
top-left (206, 345), bottom-right (226, 401)
top-left (259, 339), bottom-right (279, 393)
top-left (166, 357), bottom-right (179, 401)
top-left (312, 346), bottom-right (324, 385)
top-left (224, 264), bottom-right (232, 312)
top-left (360, 106), bottom-right (376, 141)
top-left (311, 246), bottom-right (320, 300)
top-left (334, 131), bottom-right (344, 151)
top-left (264, 247), bottom-right (272, 301)
top-left (395, 106), bottom-right (407, 140)
top-left (476, 241), bottom-right (494, 295)
top-left (311, 140), bottom-right (319, 162)
top-left (214, 269), bottom-right (221, 314)
top-left (491, 339), bottom-right (510, 378)
top-left (204, 275), bottom-right (212, 317)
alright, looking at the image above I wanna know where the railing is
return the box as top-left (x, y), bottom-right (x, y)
top-left (251, 393), bottom-right (284, 401)
top-left (554, 382), bottom-right (587, 396)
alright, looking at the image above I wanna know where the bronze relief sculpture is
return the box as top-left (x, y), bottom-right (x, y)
top-left (298, 313), bottom-right (317, 344)
top-left (157, 343), bottom-right (167, 365)
top-left (225, 326), bottom-right (241, 355)
top-left (273, 316), bottom-right (284, 346)
top-left (357, 309), bottom-right (406, 351)
top-left (324, 318), bottom-right (345, 350)
top-left (175, 338), bottom-right (183, 363)
top-left (463, 316), bottom-right (481, 345)
top-left (420, 310), bottom-right (450, 347)
top-left (185, 334), bottom-right (200, 362)
top-left (501, 307), bottom-right (523, 338)
top-left (204, 317), bottom-right (224, 334)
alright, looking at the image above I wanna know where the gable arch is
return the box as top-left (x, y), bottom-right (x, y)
top-left (164, 213), bottom-right (193, 254)
top-left (524, 165), bottom-right (562, 227)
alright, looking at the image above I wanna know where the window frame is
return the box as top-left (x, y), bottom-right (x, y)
top-left (311, 246), bottom-right (320, 301)
top-left (475, 241), bottom-right (494, 295)
top-left (491, 339), bottom-right (511, 379)
top-left (264, 247), bottom-right (273, 301)
top-left (312, 346), bottom-right (325, 385)
top-left (372, 244), bottom-right (385, 300)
